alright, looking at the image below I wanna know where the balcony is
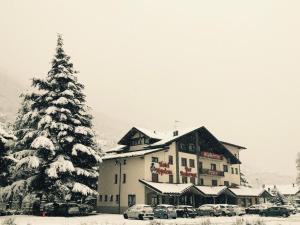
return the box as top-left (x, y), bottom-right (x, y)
top-left (199, 151), bottom-right (223, 161)
top-left (199, 168), bottom-right (224, 177)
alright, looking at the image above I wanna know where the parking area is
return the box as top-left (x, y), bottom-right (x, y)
top-left (1, 214), bottom-right (300, 225)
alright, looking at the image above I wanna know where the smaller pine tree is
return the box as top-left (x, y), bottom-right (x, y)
top-left (0, 121), bottom-right (15, 187)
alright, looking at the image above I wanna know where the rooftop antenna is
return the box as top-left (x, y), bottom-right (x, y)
top-left (173, 120), bottom-right (180, 136)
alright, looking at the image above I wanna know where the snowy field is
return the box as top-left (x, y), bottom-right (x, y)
top-left (1, 214), bottom-right (300, 225)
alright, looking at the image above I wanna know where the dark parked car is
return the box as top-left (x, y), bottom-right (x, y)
top-left (44, 202), bottom-right (80, 217)
top-left (245, 205), bottom-right (267, 214)
top-left (176, 205), bottom-right (197, 218)
top-left (260, 206), bottom-right (290, 217)
top-left (153, 204), bottom-right (177, 219)
top-left (0, 209), bottom-right (6, 216)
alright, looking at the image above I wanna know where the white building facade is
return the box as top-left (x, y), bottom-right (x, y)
top-left (98, 126), bottom-right (270, 213)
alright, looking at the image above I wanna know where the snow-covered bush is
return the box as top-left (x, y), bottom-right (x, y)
top-left (1, 218), bottom-right (16, 225)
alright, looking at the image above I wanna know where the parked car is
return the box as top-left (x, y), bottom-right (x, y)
top-left (0, 209), bottom-right (6, 216)
top-left (154, 204), bottom-right (177, 219)
top-left (282, 205), bottom-right (297, 214)
top-left (215, 204), bottom-right (235, 216)
top-left (44, 202), bottom-right (80, 217)
top-left (246, 204), bottom-right (268, 214)
top-left (228, 205), bottom-right (246, 216)
top-left (259, 206), bottom-right (290, 217)
top-left (197, 204), bottom-right (222, 217)
top-left (176, 205), bottom-right (197, 218)
top-left (123, 204), bottom-right (154, 220)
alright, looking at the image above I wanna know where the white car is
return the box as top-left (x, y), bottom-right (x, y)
top-left (228, 205), bottom-right (246, 216)
top-left (123, 204), bottom-right (154, 220)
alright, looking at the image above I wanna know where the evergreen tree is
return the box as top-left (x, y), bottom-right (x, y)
top-left (240, 172), bottom-right (252, 187)
top-left (0, 121), bottom-right (15, 187)
top-left (6, 34), bottom-right (101, 202)
top-left (269, 187), bottom-right (286, 205)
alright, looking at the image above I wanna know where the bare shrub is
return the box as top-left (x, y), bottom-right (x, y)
top-left (1, 218), bottom-right (17, 225)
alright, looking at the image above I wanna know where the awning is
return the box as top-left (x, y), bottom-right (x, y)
top-left (195, 186), bottom-right (235, 197)
top-left (139, 180), bottom-right (204, 196)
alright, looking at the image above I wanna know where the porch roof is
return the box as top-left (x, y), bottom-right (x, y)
top-left (139, 180), bottom-right (202, 195)
top-left (229, 186), bottom-right (270, 197)
top-left (195, 185), bottom-right (232, 197)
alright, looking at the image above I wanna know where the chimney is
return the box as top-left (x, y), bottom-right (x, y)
top-left (262, 184), bottom-right (265, 188)
top-left (173, 130), bottom-right (179, 136)
top-left (293, 183), bottom-right (295, 187)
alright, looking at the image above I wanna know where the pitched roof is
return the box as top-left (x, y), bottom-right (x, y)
top-left (195, 186), bottom-right (231, 197)
top-left (118, 127), bottom-right (162, 145)
top-left (101, 148), bottom-right (166, 160)
top-left (139, 180), bottom-right (200, 195)
top-left (229, 186), bottom-right (270, 197)
top-left (220, 141), bottom-right (246, 150)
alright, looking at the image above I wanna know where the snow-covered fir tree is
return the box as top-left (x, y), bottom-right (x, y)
top-left (296, 153), bottom-right (300, 186)
top-left (6, 34), bottom-right (101, 202)
top-left (0, 121), bottom-right (15, 187)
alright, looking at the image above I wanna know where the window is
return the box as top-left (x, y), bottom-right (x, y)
top-left (110, 195), bottom-right (113, 202)
top-left (188, 144), bottom-right (195, 151)
top-left (116, 195), bottom-right (119, 203)
top-left (190, 177), bottom-right (196, 184)
top-left (123, 160), bottom-right (126, 165)
top-left (200, 178), bottom-right (204, 185)
top-left (99, 195), bottom-right (103, 202)
top-left (211, 163), bottom-right (216, 171)
top-left (128, 194), bottom-right (136, 207)
top-left (144, 138), bottom-right (150, 144)
top-left (182, 176), bottom-right (188, 183)
top-left (231, 167), bottom-right (234, 174)
top-left (212, 180), bottom-right (218, 186)
top-left (223, 165), bottom-right (228, 172)
top-left (199, 161), bottom-right (203, 170)
top-left (168, 155), bottom-right (173, 165)
top-left (235, 168), bottom-right (239, 174)
top-left (224, 181), bottom-right (230, 187)
top-left (169, 174), bottom-right (174, 183)
top-left (104, 195), bottom-right (108, 202)
top-left (152, 157), bottom-right (159, 163)
top-left (114, 174), bottom-right (118, 184)
top-left (152, 173), bottom-right (159, 182)
top-left (123, 174), bottom-right (126, 183)
top-left (189, 159), bottom-right (195, 168)
top-left (181, 158), bottom-right (187, 167)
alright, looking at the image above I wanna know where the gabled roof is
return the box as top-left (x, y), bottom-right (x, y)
top-left (195, 186), bottom-right (234, 197)
top-left (139, 180), bottom-right (202, 196)
top-left (101, 148), bottom-right (166, 160)
top-left (118, 127), bottom-right (162, 145)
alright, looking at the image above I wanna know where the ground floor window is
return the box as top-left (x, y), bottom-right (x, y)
top-left (224, 181), bottom-right (230, 186)
top-left (169, 174), bottom-right (174, 183)
top-left (190, 176), bottom-right (195, 184)
top-left (128, 194), bottom-right (136, 207)
top-left (212, 179), bottom-right (218, 186)
top-left (152, 173), bottom-right (159, 182)
top-left (182, 176), bottom-right (188, 183)
top-left (151, 195), bottom-right (158, 206)
top-left (116, 195), bottom-right (119, 203)
top-left (200, 178), bottom-right (204, 185)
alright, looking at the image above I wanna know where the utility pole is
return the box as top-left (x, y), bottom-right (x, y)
top-left (116, 159), bottom-right (122, 214)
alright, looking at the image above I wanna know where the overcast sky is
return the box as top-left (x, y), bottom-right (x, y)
top-left (1, 0), bottom-right (300, 179)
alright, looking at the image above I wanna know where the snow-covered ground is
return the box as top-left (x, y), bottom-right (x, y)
top-left (1, 214), bottom-right (300, 225)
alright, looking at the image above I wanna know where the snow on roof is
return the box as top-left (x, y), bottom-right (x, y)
top-left (150, 127), bottom-right (200, 146)
top-left (195, 186), bottom-right (228, 196)
top-left (134, 127), bottom-right (164, 140)
top-left (105, 145), bottom-right (127, 153)
top-left (140, 180), bottom-right (194, 194)
top-left (101, 148), bottom-right (165, 160)
top-left (264, 184), bottom-right (300, 195)
top-left (229, 186), bottom-right (266, 197)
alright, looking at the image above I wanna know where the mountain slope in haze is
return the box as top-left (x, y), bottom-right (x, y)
top-left (0, 74), bottom-right (23, 123)
top-left (241, 163), bottom-right (295, 188)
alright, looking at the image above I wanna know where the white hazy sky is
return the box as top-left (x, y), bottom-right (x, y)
top-left (1, 0), bottom-right (300, 178)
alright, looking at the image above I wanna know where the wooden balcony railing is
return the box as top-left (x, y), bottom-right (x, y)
top-left (199, 168), bottom-right (224, 177)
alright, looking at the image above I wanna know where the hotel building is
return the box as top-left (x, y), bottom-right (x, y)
top-left (97, 126), bottom-right (271, 213)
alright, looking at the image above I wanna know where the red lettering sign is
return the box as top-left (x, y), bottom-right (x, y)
top-left (180, 167), bottom-right (197, 177)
